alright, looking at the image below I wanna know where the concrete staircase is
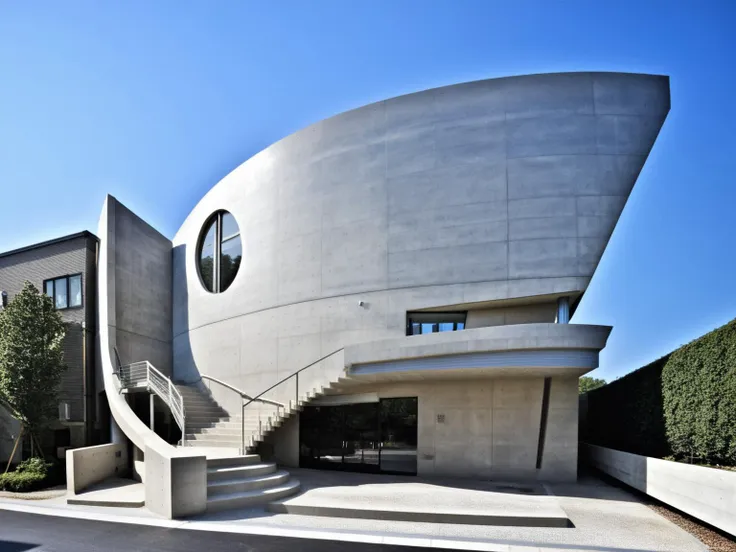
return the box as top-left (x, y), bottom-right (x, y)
top-left (205, 453), bottom-right (300, 513)
top-left (176, 379), bottom-right (350, 453)
top-left (178, 384), bottom-right (243, 448)
top-left (176, 385), bottom-right (301, 510)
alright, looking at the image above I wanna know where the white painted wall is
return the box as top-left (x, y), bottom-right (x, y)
top-left (586, 444), bottom-right (736, 537)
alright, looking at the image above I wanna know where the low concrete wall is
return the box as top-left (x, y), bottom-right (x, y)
top-left (585, 443), bottom-right (736, 537)
top-left (66, 443), bottom-right (128, 494)
top-left (144, 445), bottom-right (207, 518)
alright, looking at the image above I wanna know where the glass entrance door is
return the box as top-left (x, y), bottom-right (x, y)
top-left (299, 397), bottom-right (417, 474)
top-left (379, 397), bottom-right (417, 474)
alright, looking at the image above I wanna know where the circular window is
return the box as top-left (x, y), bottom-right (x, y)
top-left (197, 210), bottom-right (242, 293)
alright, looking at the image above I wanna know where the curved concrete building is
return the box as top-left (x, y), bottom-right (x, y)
top-left (94, 71), bottom-right (670, 517)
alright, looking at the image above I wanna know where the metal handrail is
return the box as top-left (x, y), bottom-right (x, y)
top-left (240, 348), bottom-right (344, 453)
top-left (199, 373), bottom-right (286, 454)
top-left (199, 374), bottom-right (284, 408)
top-left (116, 360), bottom-right (186, 446)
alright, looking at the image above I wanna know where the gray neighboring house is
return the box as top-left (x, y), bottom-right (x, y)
top-left (0, 231), bottom-right (99, 461)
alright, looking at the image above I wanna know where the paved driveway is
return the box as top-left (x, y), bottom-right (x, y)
top-left (0, 509), bottom-right (457, 552)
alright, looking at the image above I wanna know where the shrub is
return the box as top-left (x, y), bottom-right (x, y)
top-left (582, 355), bottom-right (670, 458)
top-left (0, 470), bottom-right (47, 492)
top-left (0, 457), bottom-right (52, 492)
top-left (15, 457), bottom-right (50, 476)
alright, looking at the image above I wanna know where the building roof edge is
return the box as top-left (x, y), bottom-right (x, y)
top-left (0, 231), bottom-right (99, 260)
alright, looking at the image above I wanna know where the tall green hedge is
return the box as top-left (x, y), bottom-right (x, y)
top-left (663, 319), bottom-right (736, 465)
top-left (582, 317), bottom-right (736, 466)
top-left (581, 355), bottom-right (670, 458)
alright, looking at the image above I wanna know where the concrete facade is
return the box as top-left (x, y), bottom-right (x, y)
top-left (158, 71), bottom-right (670, 482)
top-left (271, 376), bottom-right (579, 482)
top-left (0, 232), bottom-right (99, 452)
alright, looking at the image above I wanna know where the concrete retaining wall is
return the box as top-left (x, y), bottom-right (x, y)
top-left (585, 443), bottom-right (736, 537)
top-left (66, 443), bottom-right (127, 494)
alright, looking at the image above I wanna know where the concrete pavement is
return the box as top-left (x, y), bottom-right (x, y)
top-left (0, 472), bottom-right (709, 551)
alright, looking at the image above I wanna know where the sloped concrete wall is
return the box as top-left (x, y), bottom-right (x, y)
top-left (112, 201), bottom-right (172, 375)
top-left (586, 444), bottom-right (736, 537)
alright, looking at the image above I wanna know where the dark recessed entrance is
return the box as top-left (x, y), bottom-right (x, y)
top-left (299, 397), bottom-right (417, 475)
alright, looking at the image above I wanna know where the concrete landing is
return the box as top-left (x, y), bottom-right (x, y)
top-left (267, 468), bottom-right (570, 527)
top-left (67, 478), bottom-right (144, 508)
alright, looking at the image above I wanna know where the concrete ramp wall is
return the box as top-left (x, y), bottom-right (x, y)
top-left (585, 443), bottom-right (736, 537)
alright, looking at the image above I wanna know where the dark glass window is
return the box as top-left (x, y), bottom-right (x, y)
top-left (406, 312), bottom-right (467, 336)
top-left (299, 397), bottom-right (417, 475)
top-left (43, 274), bottom-right (83, 310)
top-left (54, 277), bottom-right (67, 309)
top-left (199, 219), bottom-right (216, 292)
top-left (197, 210), bottom-right (242, 293)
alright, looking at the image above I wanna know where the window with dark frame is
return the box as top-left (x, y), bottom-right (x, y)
top-left (406, 311), bottom-right (467, 336)
top-left (43, 274), bottom-right (82, 310)
top-left (197, 210), bottom-right (242, 294)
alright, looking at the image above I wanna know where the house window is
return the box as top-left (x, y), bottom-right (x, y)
top-left (197, 210), bottom-right (242, 293)
top-left (406, 312), bottom-right (467, 336)
top-left (43, 274), bottom-right (82, 310)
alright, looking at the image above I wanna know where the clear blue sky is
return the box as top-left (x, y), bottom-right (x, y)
top-left (1, 1), bottom-right (734, 381)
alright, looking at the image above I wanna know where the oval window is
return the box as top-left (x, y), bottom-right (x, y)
top-left (197, 210), bottom-right (242, 293)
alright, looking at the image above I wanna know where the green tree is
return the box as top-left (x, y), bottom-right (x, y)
top-left (0, 282), bottom-right (66, 463)
top-left (579, 376), bottom-right (606, 395)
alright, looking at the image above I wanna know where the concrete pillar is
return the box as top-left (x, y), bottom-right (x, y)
top-left (111, 416), bottom-right (125, 444)
top-left (556, 297), bottom-right (570, 324)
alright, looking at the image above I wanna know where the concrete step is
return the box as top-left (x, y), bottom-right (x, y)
top-left (187, 426), bottom-right (243, 437)
top-left (207, 462), bottom-right (277, 482)
top-left (186, 421), bottom-right (263, 432)
top-left (183, 404), bottom-right (223, 413)
top-left (186, 433), bottom-right (242, 443)
top-left (185, 416), bottom-right (234, 426)
top-left (183, 440), bottom-right (242, 449)
top-left (186, 438), bottom-right (243, 448)
top-left (206, 480), bottom-right (301, 513)
top-left (204, 454), bottom-right (261, 468)
top-left (206, 470), bottom-right (291, 496)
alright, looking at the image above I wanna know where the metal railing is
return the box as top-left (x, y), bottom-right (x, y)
top-left (198, 374), bottom-right (285, 455)
top-left (116, 361), bottom-right (186, 446)
top-left (241, 348), bottom-right (344, 452)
